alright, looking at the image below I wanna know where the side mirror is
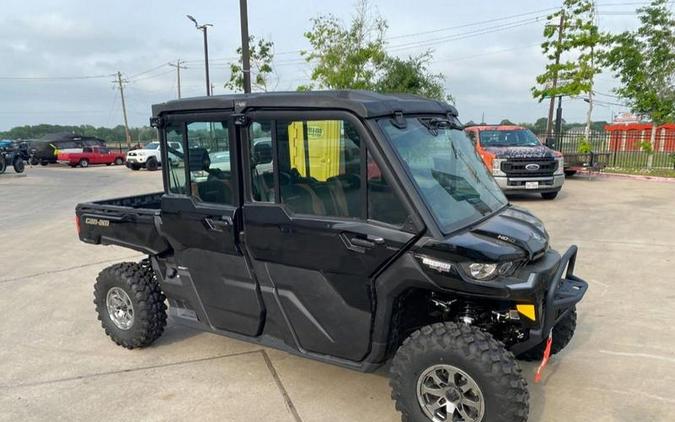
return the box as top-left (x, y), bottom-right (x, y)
top-left (252, 141), bottom-right (272, 166)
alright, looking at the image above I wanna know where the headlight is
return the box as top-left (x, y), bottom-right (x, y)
top-left (460, 261), bottom-right (515, 281)
top-left (554, 156), bottom-right (564, 175)
top-left (492, 158), bottom-right (506, 176)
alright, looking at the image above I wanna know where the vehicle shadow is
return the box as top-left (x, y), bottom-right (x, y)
top-left (150, 318), bottom-right (203, 347)
top-left (506, 189), bottom-right (569, 202)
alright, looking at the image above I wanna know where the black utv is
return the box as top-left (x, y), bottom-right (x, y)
top-left (0, 141), bottom-right (26, 174)
top-left (76, 91), bottom-right (587, 422)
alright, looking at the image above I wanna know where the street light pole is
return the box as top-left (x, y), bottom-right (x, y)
top-left (187, 15), bottom-right (213, 96)
top-left (239, 0), bottom-right (252, 94)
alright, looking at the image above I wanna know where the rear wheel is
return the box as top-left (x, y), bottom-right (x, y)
top-left (114, 157), bottom-right (124, 165)
top-left (93, 262), bottom-right (167, 349)
top-left (40, 161), bottom-right (49, 166)
top-left (390, 322), bottom-right (529, 422)
top-left (0, 156), bottom-right (6, 174)
top-left (146, 157), bottom-right (158, 171)
top-left (13, 158), bottom-right (25, 173)
top-left (79, 159), bottom-right (89, 168)
top-left (29, 157), bottom-right (39, 166)
top-left (541, 191), bottom-right (558, 200)
top-left (517, 306), bottom-right (577, 362)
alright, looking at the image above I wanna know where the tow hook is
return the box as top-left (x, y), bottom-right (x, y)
top-left (534, 333), bottom-right (553, 383)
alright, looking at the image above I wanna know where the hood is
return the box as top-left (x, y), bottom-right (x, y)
top-left (420, 205), bottom-right (549, 263)
top-left (483, 145), bottom-right (556, 159)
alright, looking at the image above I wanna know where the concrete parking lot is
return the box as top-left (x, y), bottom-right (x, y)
top-left (1, 165), bottom-right (674, 422)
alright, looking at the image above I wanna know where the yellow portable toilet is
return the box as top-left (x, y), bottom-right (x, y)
top-left (287, 120), bottom-right (342, 181)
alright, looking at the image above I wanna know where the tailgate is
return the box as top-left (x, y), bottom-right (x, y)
top-left (76, 202), bottom-right (169, 255)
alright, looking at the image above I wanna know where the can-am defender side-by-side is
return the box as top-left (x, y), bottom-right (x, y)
top-left (76, 91), bottom-right (588, 422)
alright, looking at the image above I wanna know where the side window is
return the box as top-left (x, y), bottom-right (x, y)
top-left (367, 150), bottom-right (409, 226)
top-left (249, 121), bottom-right (274, 202)
top-left (276, 119), bottom-right (361, 218)
top-left (165, 123), bottom-right (187, 195)
top-left (186, 121), bottom-right (233, 205)
top-left (99, 147), bottom-right (109, 154)
top-left (83, 147), bottom-right (93, 153)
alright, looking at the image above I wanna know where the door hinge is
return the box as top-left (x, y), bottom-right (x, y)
top-left (233, 113), bottom-right (248, 127)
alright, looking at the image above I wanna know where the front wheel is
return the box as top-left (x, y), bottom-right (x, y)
top-left (390, 322), bottom-right (529, 422)
top-left (114, 157), bottom-right (124, 165)
top-left (79, 159), bottom-right (89, 168)
top-left (13, 158), bottom-right (25, 173)
top-left (93, 262), bottom-right (167, 349)
top-left (146, 157), bottom-right (159, 171)
top-left (0, 156), bottom-right (6, 174)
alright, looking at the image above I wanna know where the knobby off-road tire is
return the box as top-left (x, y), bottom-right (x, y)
top-left (93, 262), bottom-right (167, 349)
top-left (517, 306), bottom-right (577, 362)
top-left (0, 156), bottom-right (6, 174)
top-left (390, 322), bottom-right (529, 422)
top-left (13, 158), bottom-right (25, 173)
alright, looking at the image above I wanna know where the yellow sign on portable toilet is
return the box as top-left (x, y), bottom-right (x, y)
top-left (287, 120), bottom-right (343, 181)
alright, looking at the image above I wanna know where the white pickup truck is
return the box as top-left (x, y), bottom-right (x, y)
top-left (126, 141), bottom-right (183, 171)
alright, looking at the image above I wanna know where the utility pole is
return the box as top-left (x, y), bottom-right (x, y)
top-left (115, 71), bottom-right (131, 149)
top-left (546, 11), bottom-right (566, 139)
top-left (554, 95), bottom-right (563, 149)
top-left (239, 0), bottom-right (252, 93)
top-left (168, 59), bottom-right (187, 99)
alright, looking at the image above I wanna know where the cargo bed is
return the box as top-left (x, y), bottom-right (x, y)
top-left (76, 192), bottom-right (170, 255)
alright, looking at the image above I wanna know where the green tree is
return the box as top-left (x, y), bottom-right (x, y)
top-left (499, 119), bottom-right (515, 126)
top-left (375, 52), bottom-right (451, 102)
top-left (301, 0), bottom-right (452, 101)
top-left (301, 0), bottom-right (387, 90)
top-left (225, 36), bottom-right (275, 92)
top-left (532, 0), bottom-right (603, 137)
top-left (604, 0), bottom-right (675, 167)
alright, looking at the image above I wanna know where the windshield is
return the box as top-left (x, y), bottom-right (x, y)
top-left (479, 129), bottom-right (541, 147)
top-left (144, 142), bottom-right (160, 150)
top-left (380, 118), bottom-right (507, 233)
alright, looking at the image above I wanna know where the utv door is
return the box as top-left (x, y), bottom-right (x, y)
top-left (160, 114), bottom-right (264, 336)
top-left (241, 111), bottom-right (421, 361)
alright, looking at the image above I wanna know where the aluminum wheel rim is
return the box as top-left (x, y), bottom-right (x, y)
top-left (417, 364), bottom-right (485, 422)
top-left (105, 287), bottom-right (134, 330)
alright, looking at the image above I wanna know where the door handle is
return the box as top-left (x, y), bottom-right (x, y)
top-left (204, 216), bottom-right (232, 232)
top-left (349, 235), bottom-right (385, 248)
top-left (350, 237), bottom-right (375, 248)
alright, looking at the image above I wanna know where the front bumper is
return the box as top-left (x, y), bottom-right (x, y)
top-left (494, 174), bottom-right (564, 193)
top-left (126, 156), bottom-right (147, 164)
top-left (510, 246), bottom-right (588, 355)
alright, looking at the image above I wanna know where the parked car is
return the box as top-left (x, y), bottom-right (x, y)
top-left (0, 140), bottom-right (26, 174)
top-left (464, 124), bottom-right (565, 199)
top-left (126, 141), bottom-right (183, 171)
top-left (57, 146), bottom-right (125, 168)
top-left (31, 134), bottom-right (106, 165)
top-left (75, 91), bottom-right (588, 422)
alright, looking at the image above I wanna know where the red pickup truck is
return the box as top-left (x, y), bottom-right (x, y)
top-left (57, 146), bottom-right (126, 168)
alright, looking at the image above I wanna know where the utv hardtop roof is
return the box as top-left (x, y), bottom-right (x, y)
top-left (152, 90), bottom-right (457, 119)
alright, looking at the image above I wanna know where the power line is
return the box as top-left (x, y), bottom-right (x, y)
top-left (387, 7), bottom-right (557, 41)
top-left (387, 16), bottom-right (545, 52)
top-left (0, 74), bottom-right (114, 81)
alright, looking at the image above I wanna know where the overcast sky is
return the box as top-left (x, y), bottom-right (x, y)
top-left (0, 0), bottom-right (647, 131)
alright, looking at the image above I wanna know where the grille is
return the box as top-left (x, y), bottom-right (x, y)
top-left (501, 158), bottom-right (557, 177)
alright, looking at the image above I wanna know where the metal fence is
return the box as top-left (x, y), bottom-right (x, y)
top-left (537, 131), bottom-right (675, 169)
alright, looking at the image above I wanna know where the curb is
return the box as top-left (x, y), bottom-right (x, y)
top-left (592, 172), bottom-right (675, 184)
